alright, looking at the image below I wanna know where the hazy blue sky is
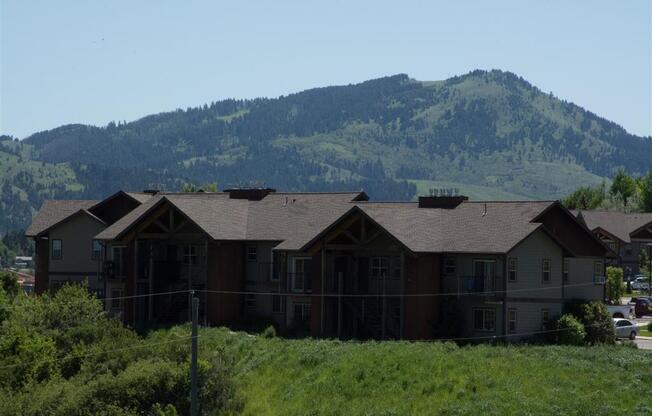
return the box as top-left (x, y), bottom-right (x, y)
top-left (1, 0), bottom-right (650, 138)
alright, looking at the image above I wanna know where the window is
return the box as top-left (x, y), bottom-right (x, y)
top-left (607, 241), bottom-right (616, 251)
top-left (625, 244), bottom-right (632, 255)
top-left (246, 294), bottom-right (256, 311)
top-left (52, 239), bottom-right (62, 260)
top-left (472, 308), bottom-right (495, 332)
top-left (593, 261), bottom-right (604, 284)
top-left (272, 295), bottom-right (285, 313)
top-left (111, 289), bottom-right (124, 309)
top-left (92, 240), bottom-right (102, 260)
top-left (444, 257), bottom-right (456, 275)
top-left (541, 309), bottom-right (550, 329)
top-left (508, 258), bottom-right (517, 282)
top-left (541, 259), bottom-right (551, 283)
top-left (293, 303), bottom-right (311, 324)
top-left (246, 245), bottom-right (257, 262)
top-left (292, 257), bottom-right (312, 292)
top-left (112, 246), bottom-right (126, 277)
top-left (508, 308), bottom-right (517, 333)
top-left (370, 256), bottom-right (389, 278)
top-left (183, 245), bottom-right (197, 265)
top-left (562, 258), bottom-right (569, 284)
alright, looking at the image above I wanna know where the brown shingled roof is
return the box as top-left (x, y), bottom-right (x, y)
top-left (25, 200), bottom-right (100, 237)
top-left (297, 201), bottom-right (552, 253)
top-left (577, 210), bottom-right (652, 243)
top-left (95, 192), bottom-right (365, 243)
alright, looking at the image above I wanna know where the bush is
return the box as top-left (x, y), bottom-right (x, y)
top-left (0, 270), bottom-right (20, 298)
top-left (579, 301), bottom-right (615, 345)
top-left (556, 314), bottom-right (586, 346)
top-left (605, 267), bottom-right (624, 304)
top-left (0, 284), bottom-right (240, 415)
top-left (262, 325), bottom-right (276, 338)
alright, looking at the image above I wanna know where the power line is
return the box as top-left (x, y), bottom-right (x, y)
top-left (90, 280), bottom-right (606, 302)
top-left (196, 281), bottom-right (603, 299)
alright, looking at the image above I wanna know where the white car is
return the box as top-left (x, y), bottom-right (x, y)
top-left (631, 277), bottom-right (650, 291)
top-left (613, 318), bottom-right (639, 340)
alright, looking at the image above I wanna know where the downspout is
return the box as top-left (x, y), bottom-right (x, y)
top-left (502, 254), bottom-right (507, 340)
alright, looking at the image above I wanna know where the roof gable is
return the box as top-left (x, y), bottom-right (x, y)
top-left (25, 200), bottom-right (100, 237)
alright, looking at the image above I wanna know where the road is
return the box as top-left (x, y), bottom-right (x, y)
top-left (634, 336), bottom-right (652, 350)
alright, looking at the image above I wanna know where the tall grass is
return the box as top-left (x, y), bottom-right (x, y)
top-left (195, 327), bottom-right (652, 416)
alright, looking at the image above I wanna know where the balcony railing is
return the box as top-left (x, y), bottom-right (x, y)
top-left (443, 275), bottom-right (503, 296)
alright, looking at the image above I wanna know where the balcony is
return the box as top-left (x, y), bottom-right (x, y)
top-left (443, 275), bottom-right (503, 298)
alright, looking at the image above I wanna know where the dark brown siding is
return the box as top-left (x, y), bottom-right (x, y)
top-left (90, 194), bottom-right (140, 225)
top-left (34, 238), bottom-right (49, 294)
top-left (403, 253), bottom-right (440, 340)
top-left (539, 207), bottom-right (607, 256)
top-left (310, 251), bottom-right (322, 337)
top-left (206, 241), bottom-right (245, 325)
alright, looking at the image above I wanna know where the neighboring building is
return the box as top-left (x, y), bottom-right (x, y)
top-left (27, 189), bottom-right (610, 341)
top-left (575, 210), bottom-right (652, 278)
top-left (14, 256), bottom-right (34, 268)
top-left (25, 191), bottom-right (153, 298)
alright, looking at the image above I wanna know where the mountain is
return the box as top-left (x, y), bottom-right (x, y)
top-left (2, 69), bottom-right (651, 233)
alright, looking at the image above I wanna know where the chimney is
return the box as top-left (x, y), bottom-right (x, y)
top-left (418, 195), bottom-right (468, 209)
top-left (223, 187), bottom-right (276, 201)
top-left (143, 189), bottom-right (160, 195)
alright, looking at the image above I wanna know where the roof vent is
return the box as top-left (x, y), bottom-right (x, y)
top-left (223, 187), bottom-right (276, 201)
top-left (418, 195), bottom-right (468, 209)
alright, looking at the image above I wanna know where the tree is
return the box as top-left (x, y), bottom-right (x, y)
top-left (562, 183), bottom-right (605, 210)
top-left (181, 182), bottom-right (217, 192)
top-left (579, 301), bottom-right (615, 345)
top-left (610, 169), bottom-right (637, 208)
top-left (556, 314), bottom-right (586, 346)
top-left (640, 248), bottom-right (650, 272)
top-left (639, 169), bottom-right (652, 212)
top-left (605, 266), bottom-right (624, 304)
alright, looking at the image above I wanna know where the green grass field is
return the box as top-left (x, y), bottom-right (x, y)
top-left (193, 328), bottom-right (652, 415)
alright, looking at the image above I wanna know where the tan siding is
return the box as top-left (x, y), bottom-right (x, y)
top-left (507, 229), bottom-right (563, 299)
top-left (565, 257), bottom-right (604, 301)
top-left (47, 214), bottom-right (105, 289)
top-left (505, 301), bottom-right (562, 341)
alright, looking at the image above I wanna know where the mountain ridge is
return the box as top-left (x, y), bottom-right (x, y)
top-left (1, 69), bottom-right (651, 233)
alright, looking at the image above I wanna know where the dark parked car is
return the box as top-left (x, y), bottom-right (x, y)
top-left (634, 298), bottom-right (652, 317)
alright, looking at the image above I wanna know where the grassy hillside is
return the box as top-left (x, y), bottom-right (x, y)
top-left (3, 70), bottom-right (651, 232)
top-left (0, 137), bottom-right (83, 232)
top-left (196, 328), bottom-right (650, 415)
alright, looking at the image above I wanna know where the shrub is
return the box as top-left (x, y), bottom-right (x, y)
top-left (555, 314), bottom-right (586, 346)
top-left (647, 320), bottom-right (652, 332)
top-left (0, 270), bottom-right (20, 298)
top-left (579, 301), bottom-right (615, 345)
top-left (605, 267), bottom-right (624, 304)
top-left (262, 325), bottom-right (276, 338)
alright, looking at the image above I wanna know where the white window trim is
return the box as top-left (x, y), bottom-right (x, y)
top-left (52, 239), bottom-right (63, 260)
top-left (508, 308), bottom-right (517, 333)
top-left (507, 257), bottom-right (517, 282)
top-left (472, 307), bottom-right (496, 332)
top-left (246, 245), bottom-right (257, 262)
top-left (541, 259), bottom-right (551, 284)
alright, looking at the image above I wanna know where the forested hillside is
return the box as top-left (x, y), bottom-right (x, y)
top-left (2, 70), bottom-right (651, 233)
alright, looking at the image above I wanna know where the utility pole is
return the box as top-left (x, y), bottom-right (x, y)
top-left (190, 294), bottom-right (199, 416)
